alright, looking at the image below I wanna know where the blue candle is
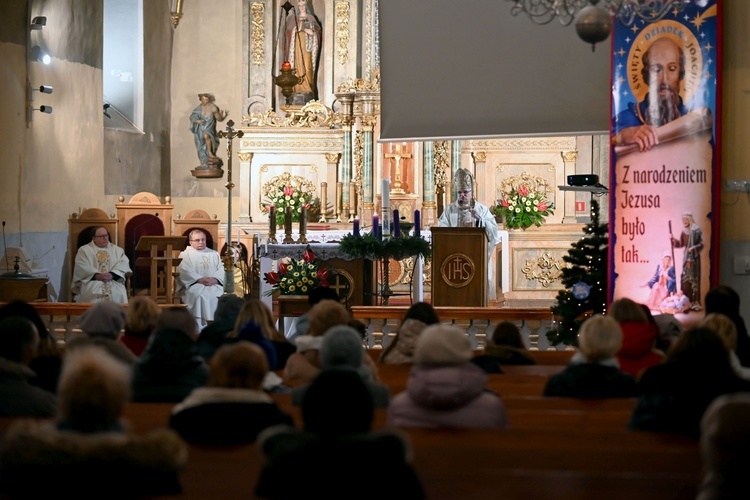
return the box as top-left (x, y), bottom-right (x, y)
top-left (393, 209), bottom-right (400, 237)
top-left (353, 217), bottom-right (360, 237)
top-left (372, 214), bottom-right (379, 238)
top-left (414, 210), bottom-right (421, 237)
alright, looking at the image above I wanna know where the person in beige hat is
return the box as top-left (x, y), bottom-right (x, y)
top-left (387, 324), bottom-right (508, 429)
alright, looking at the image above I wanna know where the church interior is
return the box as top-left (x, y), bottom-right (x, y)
top-left (2, 1), bottom-right (750, 498)
top-left (1, 0), bottom-right (748, 316)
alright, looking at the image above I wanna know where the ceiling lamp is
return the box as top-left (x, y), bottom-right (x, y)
top-left (507, 0), bottom-right (707, 48)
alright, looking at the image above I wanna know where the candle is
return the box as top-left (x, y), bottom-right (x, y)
top-left (300, 206), bottom-right (307, 233)
top-left (269, 206), bottom-right (276, 231)
top-left (414, 210), bottom-right (421, 237)
top-left (382, 179), bottom-right (390, 209)
top-left (353, 217), bottom-right (360, 237)
top-left (372, 214), bottom-right (379, 238)
top-left (393, 209), bottom-right (400, 237)
top-left (336, 182), bottom-right (343, 214)
top-left (349, 182), bottom-right (356, 214)
top-left (320, 181), bottom-right (328, 218)
top-left (284, 206), bottom-right (293, 233)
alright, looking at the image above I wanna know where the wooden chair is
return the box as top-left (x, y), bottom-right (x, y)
top-left (116, 193), bottom-right (173, 294)
top-left (67, 208), bottom-right (121, 301)
top-left (173, 210), bottom-right (220, 250)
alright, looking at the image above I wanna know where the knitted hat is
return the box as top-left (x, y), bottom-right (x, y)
top-left (413, 324), bottom-right (472, 365)
top-left (79, 302), bottom-right (126, 339)
top-left (320, 326), bottom-right (363, 370)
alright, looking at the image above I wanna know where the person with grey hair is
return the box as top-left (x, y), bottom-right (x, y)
top-left (67, 301), bottom-right (136, 365)
top-left (71, 226), bottom-right (131, 304)
top-left (176, 229), bottom-right (225, 330)
top-left (543, 315), bottom-right (637, 398)
top-left (292, 325), bottom-right (390, 408)
top-left (0, 316), bottom-right (57, 417)
top-left (388, 324), bottom-right (508, 429)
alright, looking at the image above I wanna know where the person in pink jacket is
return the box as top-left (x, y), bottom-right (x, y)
top-left (387, 324), bottom-right (508, 429)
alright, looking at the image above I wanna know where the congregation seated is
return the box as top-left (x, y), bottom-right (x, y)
top-left (292, 326), bottom-right (390, 408)
top-left (0, 316), bottom-right (56, 417)
top-left (131, 307), bottom-right (209, 402)
top-left (388, 324), bottom-right (508, 429)
top-left (379, 302), bottom-right (439, 365)
top-left (630, 326), bottom-right (750, 439)
top-left (0, 347), bottom-right (186, 498)
top-left (170, 342), bottom-right (293, 445)
top-left (284, 299), bottom-right (366, 384)
top-left (0, 300), bottom-right (62, 394)
top-left (543, 315), bottom-right (637, 399)
top-left (176, 229), bottom-right (224, 330)
top-left (698, 392), bottom-right (750, 500)
top-left (609, 298), bottom-right (664, 379)
top-left (120, 295), bottom-right (161, 357)
top-left (229, 298), bottom-right (296, 371)
top-left (287, 286), bottom-right (340, 343)
top-left (256, 369), bottom-right (425, 499)
top-left (471, 321), bottom-right (536, 373)
top-left (701, 313), bottom-right (750, 380)
top-left (67, 302), bottom-right (137, 365)
top-left (71, 226), bottom-right (131, 304)
top-left (195, 294), bottom-right (245, 361)
top-left (705, 284), bottom-right (750, 368)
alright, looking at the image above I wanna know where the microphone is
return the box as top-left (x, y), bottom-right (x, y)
top-left (2, 221), bottom-right (9, 271)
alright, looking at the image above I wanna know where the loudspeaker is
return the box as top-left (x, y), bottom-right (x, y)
top-left (567, 174), bottom-right (599, 187)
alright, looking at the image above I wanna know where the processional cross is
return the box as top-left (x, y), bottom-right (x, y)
top-left (385, 144), bottom-right (412, 195)
top-left (217, 119), bottom-right (244, 295)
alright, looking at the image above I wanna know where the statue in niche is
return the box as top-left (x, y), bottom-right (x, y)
top-left (284, 0), bottom-right (322, 106)
top-left (190, 93), bottom-right (228, 170)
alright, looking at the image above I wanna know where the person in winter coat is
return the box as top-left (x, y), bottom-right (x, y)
top-left (387, 324), bottom-right (508, 429)
top-left (543, 315), bottom-right (637, 398)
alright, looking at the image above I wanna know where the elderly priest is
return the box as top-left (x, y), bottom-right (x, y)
top-left (176, 229), bottom-right (225, 331)
top-left (71, 227), bottom-right (131, 304)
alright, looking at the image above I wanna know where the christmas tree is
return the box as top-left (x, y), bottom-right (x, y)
top-left (547, 199), bottom-right (608, 347)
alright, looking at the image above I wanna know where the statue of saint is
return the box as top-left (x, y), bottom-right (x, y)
top-left (285, 0), bottom-right (322, 106)
top-left (190, 93), bottom-right (228, 169)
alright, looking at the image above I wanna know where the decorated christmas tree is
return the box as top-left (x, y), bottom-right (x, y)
top-left (547, 199), bottom-right (608, 347)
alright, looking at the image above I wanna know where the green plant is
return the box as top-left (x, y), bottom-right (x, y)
top-left (339, 232), bottom-right (431, 261)
top-left (262, 246), bottom-right (331, 295)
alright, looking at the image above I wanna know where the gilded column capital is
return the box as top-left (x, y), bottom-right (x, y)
top-left (238, 152), bottom-right (254, 162)
top-left (325, 153), bottom-right (341, 164)
top-left (359, 113), bottom-right (378, 131)
top-left (561, 150), bottom-right (578, 163)
top-left (471, 151), bottom-right (487, 163)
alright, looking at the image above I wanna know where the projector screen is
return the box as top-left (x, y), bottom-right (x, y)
top-left (379, 0), bottom-right (612, 142)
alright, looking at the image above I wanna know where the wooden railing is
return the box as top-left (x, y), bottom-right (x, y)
top-left (351, 305), bottom-right (563, 351)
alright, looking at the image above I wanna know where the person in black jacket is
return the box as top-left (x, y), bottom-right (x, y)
top-left (544, 315), bottom-right (637, 399)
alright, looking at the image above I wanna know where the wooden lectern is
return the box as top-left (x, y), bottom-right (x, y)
top-left (430, 227), bottom-right (488, 307)
top-left (135, 236), bottom-right (186, 304)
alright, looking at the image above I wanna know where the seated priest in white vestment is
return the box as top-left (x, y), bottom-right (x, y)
top-left (71, 226), bottom-right (132, 304)
top-left (176, 229), bottom-right (225, 330)
top-left (438, 168), bottom-right (501, 300)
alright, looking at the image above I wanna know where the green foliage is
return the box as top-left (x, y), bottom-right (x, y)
top-left (547, 200), bottom-right (608, 347)
top-left (339, 232), bottom-right (431, 261)
top-left (493, 182), bottom-right (554, 229)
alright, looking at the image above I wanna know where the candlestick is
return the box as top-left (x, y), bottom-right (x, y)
top-left (382, 179), bottom-right (390, 209)
top-left (320, 181), bottom-right (328, 222)
top-left (393, 209), bottom-right (400, 237)
top-left (269, 206), bottom-right (276, 231)
top-left (298, 206), bottom-right (308, 244)
top-left (336, 182), bottom-right (343, 222)
top-left (414, 210), bottom-right (421, 238)
top-left (353, 217), bottom-right (360, 237)
top-left (283, 206), bottom-right (294, 244)
top-left (372, 213), bottom-right (379, 238)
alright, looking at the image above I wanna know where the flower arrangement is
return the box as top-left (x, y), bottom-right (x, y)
top-left (263, 246), bottom-right (331, 296)
top-left (493, 174), bottom-right (555, 230)
top-left (260, 172), bottom-right (319, 227)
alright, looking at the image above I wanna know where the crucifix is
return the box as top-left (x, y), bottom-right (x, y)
top-left (385, 144), bottom-right (412, 195)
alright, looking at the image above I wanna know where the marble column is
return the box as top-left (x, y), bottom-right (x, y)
top-left (561, 150), bottom-right (578, 223)
top-left (238, 152), bottom-right (254, 222)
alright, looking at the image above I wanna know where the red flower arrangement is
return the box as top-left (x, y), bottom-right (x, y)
top-left (263, 246), bottom-right (331, 296)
